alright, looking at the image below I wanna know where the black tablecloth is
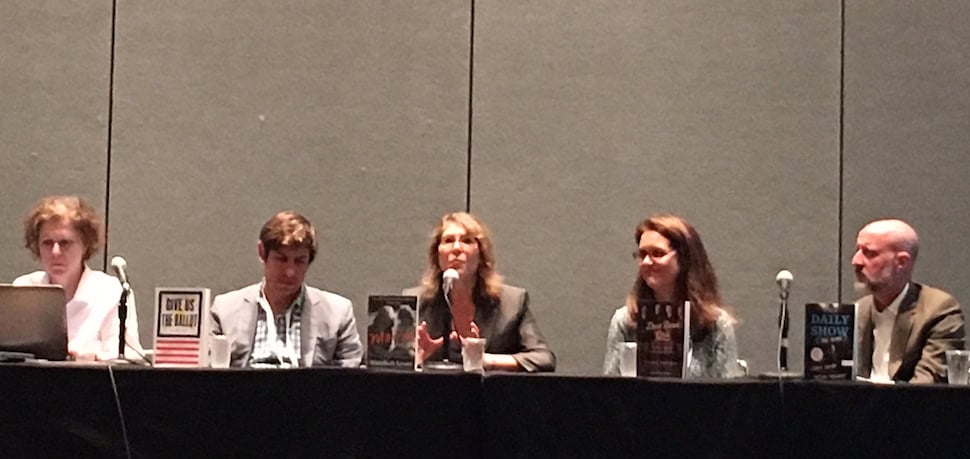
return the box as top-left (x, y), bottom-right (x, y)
top-left (0, 365), bottom-right (481, 458)
top-left (3, 364), bottom-right (970, 457)
top-left (484, 374), bottom-right (970, 457)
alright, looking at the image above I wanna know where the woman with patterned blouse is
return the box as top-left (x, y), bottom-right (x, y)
top-left (603, 213), bottom-right (741, 378)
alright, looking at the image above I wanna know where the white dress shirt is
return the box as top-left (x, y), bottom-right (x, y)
top-left (870, 283), bottom-right (910, 382)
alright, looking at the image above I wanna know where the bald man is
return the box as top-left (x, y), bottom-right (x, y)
top-left (853, 219), bottom-right (965, 383)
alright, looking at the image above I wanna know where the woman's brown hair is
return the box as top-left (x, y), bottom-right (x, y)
top-left (625, 213), bottom-right (727, 338)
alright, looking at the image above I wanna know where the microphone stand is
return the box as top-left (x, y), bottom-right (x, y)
top-left (442, 285), bottom-right (453, 362)
top-left (422, 283), bottom-right (462, 372)
top-left (759, 289), bottom-right (800, 379)
top-left (778, 290), bottom-right (790, 372)
top-left (118, 286), bottom-right (130, 360)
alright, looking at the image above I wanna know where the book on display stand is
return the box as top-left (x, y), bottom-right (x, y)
top-left (365, 295), bottom-right (418, 370)
top-left (803, 302), bottom-right (857, 380)
top-left (152, 288), bottom-right (211, 367)
top-left (636, 300), bottom-right (691, 378)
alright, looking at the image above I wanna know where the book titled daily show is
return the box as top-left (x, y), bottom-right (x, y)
top-left (804, 302), bottom-right (857, 380)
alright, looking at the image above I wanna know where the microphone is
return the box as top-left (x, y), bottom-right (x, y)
top-left (110, 256), bottom-right (132, 360)
top-left (775, 269), bottom-right (793, 372)
top-left (442, 268), bottom-right (460, 295)
top-left (760, 269), bottom-right (799, 379)
top-left (775, 269), bottom-right (793, 300)
top-left (111, 256), bottom-right (131, 291)
top-left (439, 268), bottom-right (461, 366)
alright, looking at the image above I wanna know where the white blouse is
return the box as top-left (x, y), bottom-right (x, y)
top-left (14, 265), bottom-right (143, 360)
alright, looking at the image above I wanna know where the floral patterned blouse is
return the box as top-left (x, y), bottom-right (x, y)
top-left (603, 305), bottom-right (742, 378)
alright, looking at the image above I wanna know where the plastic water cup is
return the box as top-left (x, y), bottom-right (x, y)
top-left (461, 337), bottom-right (486, 372)
top-left (619, 342), bottom-right (637, 377)
top-left (946, 350), bottom-right (970, 385)
top-left (210, 335), bottom-right (231, 369)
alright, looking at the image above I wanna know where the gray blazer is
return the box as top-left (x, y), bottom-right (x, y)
top-left (211, 283), bottom-right (363, 368)
top-left (405, 283), bottom-right (555, 372)
top-left (857, 282), bottom-right (965, 383)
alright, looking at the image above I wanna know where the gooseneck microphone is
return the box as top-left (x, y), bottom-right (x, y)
top-left (424, 268), bottom-right (461, 371)
top-left (775, 269), bottom-right (793, 371)
top-left (110, 256), bottom-right (131, 359)
top-left (758, 269), bottom-right (800, 379)
top-left (438, 268), bottom-right (461, 367)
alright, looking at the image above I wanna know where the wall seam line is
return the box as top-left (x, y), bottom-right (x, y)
top-left (465, 0), bottom-right (476, 212)
top-left (102, 0), bottom-right (118, 271)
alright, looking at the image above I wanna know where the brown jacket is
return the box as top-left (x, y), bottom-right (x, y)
top-left (857, 283), bottom-right (965, 383)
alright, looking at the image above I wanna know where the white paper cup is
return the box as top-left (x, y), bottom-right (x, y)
top-left (619, 342), bottom-right (637, 377)
top-left (461, 337), bottom-right (486, 372)
top-left (210, 335), bottom-right (231, 368)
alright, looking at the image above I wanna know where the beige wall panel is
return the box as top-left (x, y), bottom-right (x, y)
top-left (843, 3), bottom-right (970, 315)
top-left (109, 1), bottom-right (470, 342)
top-left (0, 1), bottom-right (112, 281)
top-left (473, 1), bottom-right (841, 375)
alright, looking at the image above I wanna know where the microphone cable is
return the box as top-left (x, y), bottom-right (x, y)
top-left (442, 285), bottom-right (455, 361)
top-left (107, 364), bottom-right (133, 459)
top-left (777, 300), bottom-right (787, 372)
top-left (124, 341), bottom-right (152, 366)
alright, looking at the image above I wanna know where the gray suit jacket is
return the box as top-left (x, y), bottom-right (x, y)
top-left (211, 283), bottom-right (363, 368)
top-left (857, 283), bottom-right (965, 383)
top-left (405, 283), bottom-right (555, 372)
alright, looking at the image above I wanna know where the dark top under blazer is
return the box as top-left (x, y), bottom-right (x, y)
top-left (404, 283), bottom-right (555, 372)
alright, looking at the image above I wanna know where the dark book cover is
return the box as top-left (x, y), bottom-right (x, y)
top-left (366, 295), bottom-right (417, 370)
top-left (804, 303), bottom-right (857, 380)
top-left (636, 300), bottom-right (690, 378)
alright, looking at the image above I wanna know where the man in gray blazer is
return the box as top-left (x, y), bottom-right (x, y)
top-left (211, 211), bottom-right (362, 368)
top-left (853, 219), bottom-right (964, 383)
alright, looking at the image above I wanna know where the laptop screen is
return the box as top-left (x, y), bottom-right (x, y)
top-left (0, 284), bottom-right (68, 361)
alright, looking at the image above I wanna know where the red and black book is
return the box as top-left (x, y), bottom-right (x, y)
top-left (366, 295), bottom-right (417, 370)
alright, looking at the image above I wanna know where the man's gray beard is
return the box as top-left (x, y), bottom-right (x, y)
top-left (854, 280), bottom-right (872, 294)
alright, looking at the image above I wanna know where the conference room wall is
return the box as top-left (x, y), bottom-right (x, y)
top-left (841, 3), bottom-right (970, 321)
top-left (3, 2), bottom-right (968, 377)
top-left (106, 0), bottom-right (471, 343)
top-left (472, 2), bottom-right (841, 375)
top-left (0, 2), bottom-right (112, 284)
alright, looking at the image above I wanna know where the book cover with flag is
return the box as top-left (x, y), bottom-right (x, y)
top-left (153, 288), bottom-right (211, 367)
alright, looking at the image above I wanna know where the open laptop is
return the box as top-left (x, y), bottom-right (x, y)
top-left (0, 284), bottom-right (68, 361)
